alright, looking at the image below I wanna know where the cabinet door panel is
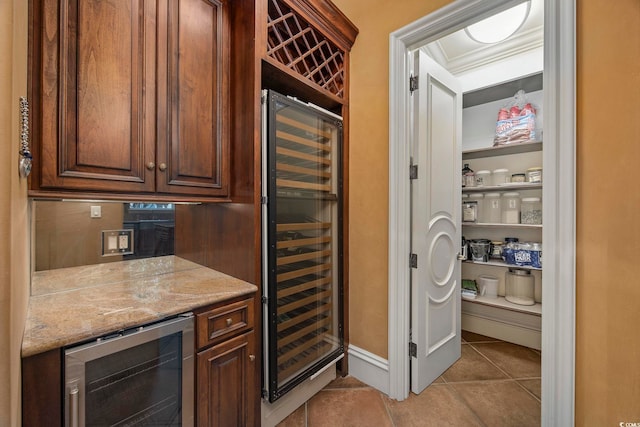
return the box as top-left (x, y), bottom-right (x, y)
top-left (197, 331), bottom-right (255, 427)
top-left (39, 0), bottom-right (156, 192)
top-left (157, 0), bottom-right (229, 196)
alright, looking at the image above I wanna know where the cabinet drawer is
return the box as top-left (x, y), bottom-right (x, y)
top-left (196, 297), bottom-right (254, 350)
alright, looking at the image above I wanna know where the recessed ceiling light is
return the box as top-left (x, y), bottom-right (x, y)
top-left (465, 1), bottom-right (531, 44)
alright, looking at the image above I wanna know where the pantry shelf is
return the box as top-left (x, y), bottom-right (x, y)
top-left (462, 259), bottom-right (542, 271)
top-left (462, 222), bottom-right (542, 229)
top-left (462, 183), bottom-right (542, 193)
top-left (462, 295), bottom-right (541, 316)
top-left (462, 141), bottom-right (542, 160)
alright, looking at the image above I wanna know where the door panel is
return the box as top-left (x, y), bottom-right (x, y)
top-left (410, 50), bottom-right (462, 394)
top-left (39, 0), bottom-right (156, 192)
top-left (157, 0), bottom-right (229, 196)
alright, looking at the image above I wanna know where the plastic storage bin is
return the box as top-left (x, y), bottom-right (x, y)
top-left (492, 168), bottom-right (509, 186)
top-left (521, 197), bottom-right (542, 224)
top-left (475, 170), bottom-right (491, 187)
top-left (501, 192), bottom-right (521, 224)
top-left (484, 193), bottom-right (502, 223)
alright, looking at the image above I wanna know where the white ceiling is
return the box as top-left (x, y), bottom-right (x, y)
top-left (422, 0), bottom-right (543, 76)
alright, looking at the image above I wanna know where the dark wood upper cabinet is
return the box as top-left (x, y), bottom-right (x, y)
top-left (29, 0), bottom-right (230, 200)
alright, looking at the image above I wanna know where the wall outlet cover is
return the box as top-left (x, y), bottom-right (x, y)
top-left (102, 229), bottom-right (134, 256)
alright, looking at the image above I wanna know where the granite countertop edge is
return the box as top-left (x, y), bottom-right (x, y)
top-left (22, 256), bottom-right (258, 358)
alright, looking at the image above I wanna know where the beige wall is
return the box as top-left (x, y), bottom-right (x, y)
top-left (334, 0), bottom-right (640, 422)
top-left (575, 0), bottom-right (640, 423)
top-left (2, 0), bottom-right (29, 425)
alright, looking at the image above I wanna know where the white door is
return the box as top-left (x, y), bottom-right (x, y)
top-left (410, 50), bottom-right (462, 394)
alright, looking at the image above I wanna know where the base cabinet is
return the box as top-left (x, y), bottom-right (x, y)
top-left (195, 296), bottom-right (257, 426)
top-left (197, 331), bottom-right (256, 427)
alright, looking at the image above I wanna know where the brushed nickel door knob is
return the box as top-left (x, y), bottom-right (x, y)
top-left (146, 162), bottom-right (155, 170)
top-left (159, 163), bottom-right (167, 171)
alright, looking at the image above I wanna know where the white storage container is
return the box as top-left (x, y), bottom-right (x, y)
top-left (484, 193), bottom-right (502, 223)
top-left (475, 170), bottom-right (491, 187)
top-left (526, 167), bottom-right (543, 183)
top-left (521, 197), bottom-right (542, 224)
top-left (492, 168), bottom-right (510, 186)
top-left (501, 192), bottom-right (521, 224)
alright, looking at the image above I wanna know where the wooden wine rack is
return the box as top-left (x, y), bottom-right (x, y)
top-left (266, 0), bottom-right (346, 98)
top-left (271, 97), bottom-right (339, 385)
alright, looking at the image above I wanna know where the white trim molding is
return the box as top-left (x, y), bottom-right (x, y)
top-left (387, 1), bottom-right (575, 425)
top-left (347, 344), bottom-right (390, 396)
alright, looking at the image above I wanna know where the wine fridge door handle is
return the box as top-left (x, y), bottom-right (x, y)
top-left (69, 386), bottom-right (79, 427)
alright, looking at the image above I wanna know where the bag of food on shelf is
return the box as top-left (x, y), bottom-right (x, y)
top-left (493, 90), bottom-right (539, 146)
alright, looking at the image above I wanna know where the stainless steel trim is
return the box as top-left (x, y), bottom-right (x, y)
top-left (309, 353), bottom-right (344, 381)
top-left (64, 314), bottom-right (195, 427)
top-left (69, 386), bottom-right (78, 427)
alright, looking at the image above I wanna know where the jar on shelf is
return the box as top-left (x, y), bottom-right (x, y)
top-left (521, 197), bottom-right (542, 224)
top-left (484, 192), bottom-right (502, 223)
top-left (462, 163), bottom-right (475, 187)
top-left (527, 167), bottom-right (543, 183)
top-left (462, 200), bottom-right (478, 222)
top-left (511, 173), bottom-right (526, 183)
top-left (492, 168), bottom-right (509, 186)
top-left (469, 193), bottom-right (485, 222)
top-left (501, 192), bottom-right (521, 224)
top-left (475, 170), bottom-right (491, 187)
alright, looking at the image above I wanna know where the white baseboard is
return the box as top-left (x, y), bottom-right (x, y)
top-left (347, 344), bottom-right (390, 395)
top-left (462, 313), bottom-right (541, 350)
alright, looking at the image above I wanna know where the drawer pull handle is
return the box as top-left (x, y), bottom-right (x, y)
top-left (226, 318), bottom-right (233, 327)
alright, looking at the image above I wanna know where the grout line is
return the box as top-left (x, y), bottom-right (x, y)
top-left (466, 342), bottom-right (516, 380)
top-left (378, 389), bottom-right (398, 427)
top-left (443, 382), bottom-right (489, 427)
top-left (514, 379), bottom-right (542, 403)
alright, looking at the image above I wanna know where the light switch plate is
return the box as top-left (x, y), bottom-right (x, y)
top-left (102, 229), bottom-right (134, 256)
top-left (90, 205), bottom-right (102, 218)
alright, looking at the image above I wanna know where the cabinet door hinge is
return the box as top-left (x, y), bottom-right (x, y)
top-left (410, 253), bottom-right (418, 269)
top-left (409, 75), bottom-right (419, 93)
top-left (409, 164), bottom-right (418, 180)
top-left (409, 342), bottom-right (417, 358)
top-left (261, 196), bottom-right (268, 205)
top-left (261, 296), bottom-right (269, 305)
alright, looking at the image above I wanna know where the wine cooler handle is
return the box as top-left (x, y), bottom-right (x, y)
top-left (69, 386), bottom-right (79, 427)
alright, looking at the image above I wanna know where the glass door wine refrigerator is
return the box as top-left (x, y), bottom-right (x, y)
top-left (261, 90), bottom-right (344, 402)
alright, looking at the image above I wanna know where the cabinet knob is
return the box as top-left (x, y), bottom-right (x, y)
top-left (159, 163), bottom-right (167, 171)
top-left (146, 162), bottom-right (155, 170)
top-left (226, 318), bottom-right (233, 327)
top-left (249, 354), bottom-right (255, 362)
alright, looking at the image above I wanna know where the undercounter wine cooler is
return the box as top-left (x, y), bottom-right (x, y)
top-left (261, 90), bottom-right (344, 402)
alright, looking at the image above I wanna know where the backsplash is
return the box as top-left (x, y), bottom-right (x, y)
top-left (32, 199), bottom-right (176, 277)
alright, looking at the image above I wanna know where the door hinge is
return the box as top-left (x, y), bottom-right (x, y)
top-left (409, 164), bottom-right (418, 180)
top-left (261, 296), bottom-right (269, 305)
top-left (409, 75), bottom-right (418, 93)
top-left (410, 253), bottom-right (418, 269)
top-left (409, 342), bottom-right (417, 358)
top-left (261, 196), bottom-right (268, 205)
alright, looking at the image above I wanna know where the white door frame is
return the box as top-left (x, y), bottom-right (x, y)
top-left (387, 0), bottom-right (575, 425)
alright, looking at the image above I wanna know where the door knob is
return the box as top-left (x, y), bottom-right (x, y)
top-left (159, 163), bottom-right (167, 171)
top-left (249, 354), bottom-right (255, 362)
top-left (457, 252), bottom-right (466, 260)
top-left (145, 162), bottom-right (155, 170)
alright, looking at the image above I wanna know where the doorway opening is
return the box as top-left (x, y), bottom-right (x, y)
top-left (388, 0), bottom-right (575, 425)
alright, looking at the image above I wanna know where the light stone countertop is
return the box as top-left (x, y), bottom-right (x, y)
top-left (22, 256), bottom-right (257, 357)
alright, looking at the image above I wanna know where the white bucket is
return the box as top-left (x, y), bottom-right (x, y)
top-left (476, 275), bottom-right (499, 298)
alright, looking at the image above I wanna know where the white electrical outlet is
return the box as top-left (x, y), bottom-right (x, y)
top-left (118, 234), bottom-right (129, 249)
top-left (90, 206), bottom-right (102, 218)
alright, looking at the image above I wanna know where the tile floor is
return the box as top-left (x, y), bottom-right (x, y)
top-left (277, 331), bottom-right (541, 427)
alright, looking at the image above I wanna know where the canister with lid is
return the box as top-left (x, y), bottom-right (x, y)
top-left (521, 197), bottom-right (542, 224)
top-left (505, 268), bottom-right (535, 305)
top-left (501, 192), bottom-right (521, 224)
top-left (462, 200), bottom-right (478, 222)
top-left (468, 193), bottom-right (485, 222)
top-left (492, 168), bottom-right (510, 186)
top-left (475, 170), bottom-right (491, 187)
top-left (484, 192), bottom-right (502, 223)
